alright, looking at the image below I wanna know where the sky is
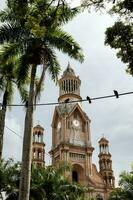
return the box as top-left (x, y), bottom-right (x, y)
top-left (0, 0), bottom-right (133, 185)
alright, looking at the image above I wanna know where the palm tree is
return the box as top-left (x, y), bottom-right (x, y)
top-left (0, 46), bottom-right (28, 160)
top-left (0, 1), bottom-right (84, 199)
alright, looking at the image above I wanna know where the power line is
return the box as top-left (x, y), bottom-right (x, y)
top-left (5, 125), bottom-right (23, 139)
top-left (5, 125), bottom-right (133, 162)
top-left (1, 90), bottom-right (133, 107)
top-left (5, 125), bottom-right (51, 158)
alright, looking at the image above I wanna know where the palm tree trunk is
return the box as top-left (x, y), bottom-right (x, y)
top-left (19, 64), bottom-right (37, 200)
top-left (0, 91), bottom-right (7, 160)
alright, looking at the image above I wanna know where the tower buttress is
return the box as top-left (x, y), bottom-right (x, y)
top-left (98, 137), bottom-right (115, 188)
top-left (32, 125), bottom-right (45, 167)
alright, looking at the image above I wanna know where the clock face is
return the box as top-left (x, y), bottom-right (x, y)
top-left (57, 121), bottom-right (61, 129)
top-left (73, 119), bottom-right (80, 127)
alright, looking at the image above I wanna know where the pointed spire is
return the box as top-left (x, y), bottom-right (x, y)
top-left (67, 61), bottom-right (71, 69)
top-left (62, 62), bottom-right (75, 77)
top-left (99, 136), bottom-right (109, 144)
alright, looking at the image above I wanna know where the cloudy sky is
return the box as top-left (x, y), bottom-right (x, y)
top-left (0, 0), bottom-right (133, 185)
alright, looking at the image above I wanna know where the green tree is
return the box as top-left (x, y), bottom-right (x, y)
top-left (31, 163), bottom-right (86, 200)
top-left (0, 45), bottom-right (28, 160)
top-left (108, 188), bottom-right (125, 200)
top-left (0, 1), bottom-right (84, 199)
top-left (81, 0), bottom-right (133, 76)
top-left (81, 0), bottom-right (133, 15)
top-left (109, 166), bottom-right (133, 200)
top-left (0, 159), bottom-right (20, 200)
top-left (0, 160), bottom-right (86, 200)
top-left (105, 21), bottom-right (133, 75)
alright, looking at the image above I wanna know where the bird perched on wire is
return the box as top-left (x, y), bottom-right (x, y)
top-left (86, 96), bottom-right (92, 103)
top-left (113, 90), bottom-right (119, 98)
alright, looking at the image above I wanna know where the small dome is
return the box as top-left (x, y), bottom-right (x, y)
top-left (99, 137), bottom-right (109, 144)
top-left (33, 124), bottom-right (44, 130)
top-left (62, 62), bottom-right (75, 77)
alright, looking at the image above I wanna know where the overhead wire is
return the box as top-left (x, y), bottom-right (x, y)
top-left (5, 125), bottom-right (133, 163)
top-left (3, 90), bottom-right (133, 142)
top-left (5, 125), bottom-right (23, 139)
top-left (3, 90), bottom-right (133, 159)
top-left (5, 125), bottom-right (51, 158)
top-left (0, 90), bottom-right (133, 107)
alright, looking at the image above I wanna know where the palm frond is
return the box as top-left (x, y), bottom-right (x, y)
top-left (18, 84), bottom-right (29, 104)
top-left (17, 54), bottom-right (31, 86)
top-left (51, 4), bottom-right (81, 26)
top-left (0, 60), bottom-right (16, 105)
top-left (7, 0), bottom-right (28, 16)
top-left (0, 43), bottom-right (24, 63)
top-left (43, 46), bottom-right (61, 82)
top-left (0, 77), bottom-right (5, 91)
top-left (39, 1), bottom-right (81, 29)
top-left (46, 29), bottom-right (84, 63)
top-left (0, 63), bottom-right (15, 80)
top-left (34, 46), bottom-right (61, 102)
top-left (0, 23), bottom-right (24, 44)
top-left (0, 9), bottom-right (18, 24)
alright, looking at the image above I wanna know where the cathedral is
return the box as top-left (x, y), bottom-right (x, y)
top-left (32, 63), bottom-right (115, 200)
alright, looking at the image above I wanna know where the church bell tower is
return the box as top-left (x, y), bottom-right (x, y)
top-left (32, 125), bottom-right (45, 167)
top-left (58, 62), bottom-right (81, 103)
top-left (50, 63), bottom-right (94, 185)
top-left (98, 137), bottom-right (115, 188)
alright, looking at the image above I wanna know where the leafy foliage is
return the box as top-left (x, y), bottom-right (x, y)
top-left (0, 44), bottom-right (28, 105)
top-left (0, 160), bottom-right (86, 200)
top-left (109, 166), bottom-right (133, 200)
top-left (0, 0), bottom-right (84, 94)
top-left (110, 0), bottom-right (133, 19)
top-left (81, 0), bottom-right (133, 16)
top-left (105, 21), bottom-right (133, 75)
top-left (0, 1), bottom-right (84, 199)
top-left (0, 159), bottom-right (20, 197)
top-left (81, 0), bottom-right (133, 76)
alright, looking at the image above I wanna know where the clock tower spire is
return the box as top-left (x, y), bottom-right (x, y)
top-left (58, 62), bottom-right (81, 103)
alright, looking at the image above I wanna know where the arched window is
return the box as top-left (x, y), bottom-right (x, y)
top-left (96, 194), bottom-right (103, 200)
top-left (72, 171), bottom-right (78, 182)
